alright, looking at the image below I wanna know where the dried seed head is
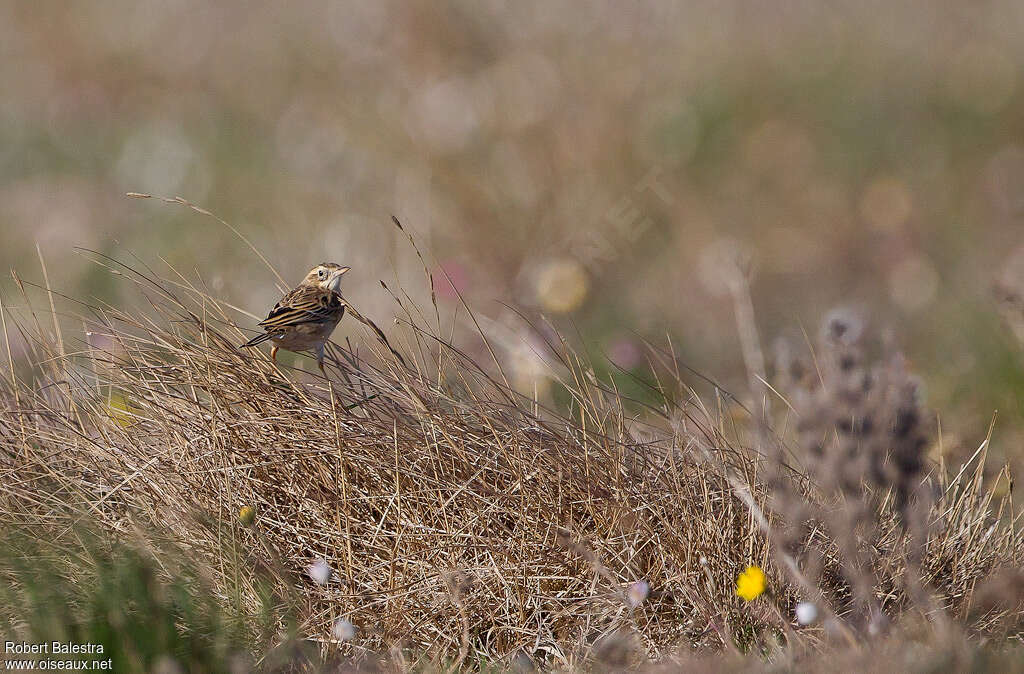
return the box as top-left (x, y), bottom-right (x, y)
top-left (795, 601), bottom-right (819, 625)
top-left (307, 559), bottom-right (332, 586)
top-left (820, 307), bottom-right (865, 346)
top-left (332, 618), bottom-right (356, 642)
top-left (626, 580), bottom-right (650, 608)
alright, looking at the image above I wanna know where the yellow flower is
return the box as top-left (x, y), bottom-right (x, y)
top-left (736, 565), bottom-right (767, 601)
top-left (238, 506), bottom-right (256, 527)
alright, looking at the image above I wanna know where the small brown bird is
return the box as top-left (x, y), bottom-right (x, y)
top-left (240, 262), bottom-right (350, 373)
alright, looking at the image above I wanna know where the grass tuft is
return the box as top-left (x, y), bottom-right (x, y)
top-left (1, 238), bottom-right (1022, 670)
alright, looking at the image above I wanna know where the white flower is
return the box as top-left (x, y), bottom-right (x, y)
top-left (332, 618), bottom-right (356, 642)
top-left (307, 559), bottom-right (332, 585)
top-left (795, 601), bottom-right (818, 625)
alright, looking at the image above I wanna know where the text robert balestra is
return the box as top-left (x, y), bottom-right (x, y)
top-left (5, 641), bottom-right (105, 655)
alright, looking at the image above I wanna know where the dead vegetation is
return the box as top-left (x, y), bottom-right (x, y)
top-left (1, 222), bottom-right (1022, 671)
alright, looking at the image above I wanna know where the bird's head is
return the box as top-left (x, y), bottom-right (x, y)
top-left (303, 262), bottom-right (351, 294)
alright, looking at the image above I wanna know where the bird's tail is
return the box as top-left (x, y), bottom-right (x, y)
top-left (239, 332), bottom-right (273, 349)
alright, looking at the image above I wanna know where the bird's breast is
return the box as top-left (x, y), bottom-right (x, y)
top-left (271, 317), bottom-right (341, 350)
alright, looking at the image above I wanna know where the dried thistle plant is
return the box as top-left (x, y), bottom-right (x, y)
top-left (768, 309), bottom-right (934, 633)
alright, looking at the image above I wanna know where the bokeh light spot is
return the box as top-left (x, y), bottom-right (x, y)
top-left (410, 76), bottom-right (490, 153)
top-left (889, 254), bottom-right (939, 312)
top-left (860, 177), bottom-right (913, 231)
top-left (536, 257), bottom-right (589, 313)
top-left (946, 43), bottom-right (1018, 115)
top-left (744, 119), bottom-right (816, 184)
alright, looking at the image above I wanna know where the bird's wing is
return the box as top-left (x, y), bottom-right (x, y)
top-left (258, 285), bottom-right (344, 332)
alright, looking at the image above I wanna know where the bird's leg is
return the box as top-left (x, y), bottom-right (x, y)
top-left (316, 344), bottom-right (326, 376)
top-left (270, 345), bottom-right (278, 363)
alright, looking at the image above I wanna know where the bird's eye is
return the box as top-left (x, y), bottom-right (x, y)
top-left (318, 268), bottom-right (327, 280)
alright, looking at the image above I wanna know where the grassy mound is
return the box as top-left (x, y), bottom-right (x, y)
top-left (1, 247), bottom-right (1022, 671)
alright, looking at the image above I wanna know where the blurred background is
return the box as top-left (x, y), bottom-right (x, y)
top-left (3, 1), bottom-right (1024, 468)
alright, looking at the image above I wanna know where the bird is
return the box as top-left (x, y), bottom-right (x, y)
top-left (240, 262), bottom-right (350, 374)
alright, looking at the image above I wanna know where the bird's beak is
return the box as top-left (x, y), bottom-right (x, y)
top-left (327, 267), bottom-right (350, 293)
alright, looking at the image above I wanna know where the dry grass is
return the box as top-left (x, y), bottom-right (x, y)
top-left (1, 221), bottom-right (1023, 671)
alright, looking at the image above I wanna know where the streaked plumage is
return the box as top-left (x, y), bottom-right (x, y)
top-left (240, 262), bottom-right (350, 373)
